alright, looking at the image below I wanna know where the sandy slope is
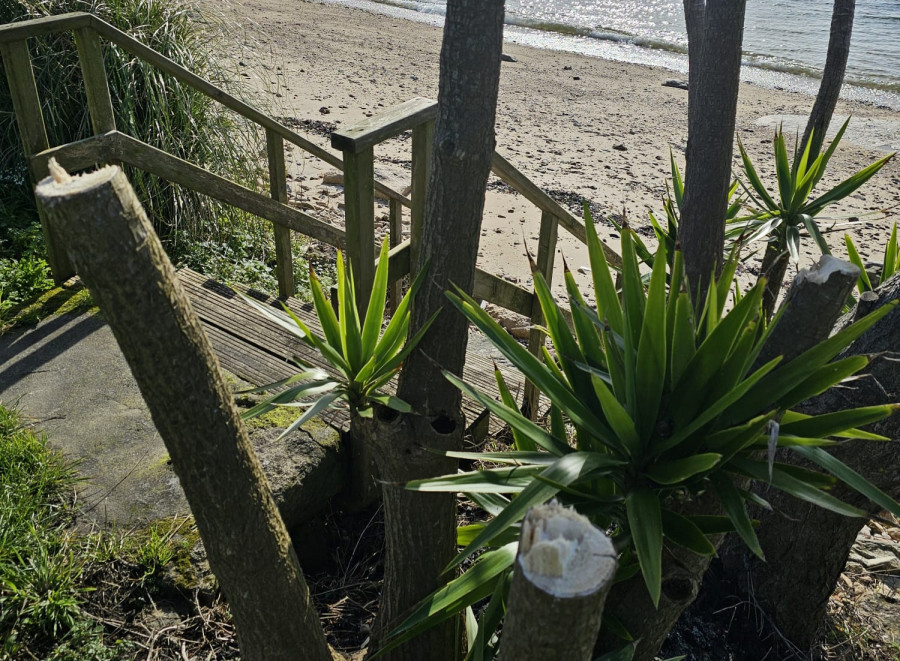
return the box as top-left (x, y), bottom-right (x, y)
top-left (203, 0), bottom-right (900, 303)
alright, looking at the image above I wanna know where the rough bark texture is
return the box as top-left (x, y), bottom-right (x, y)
top-left (34, 164), bottom-right (334, 661)
top-left (355, 407), bottom-right (459, 660)
top-left (755, 255), bottom-right (859, 368)
top-left (679, 0), bottom-right (747, 301)
top-left (371, 2), bottom-right (506, 659)
top-left (759, 242), bottom-right (791, 321)
top-left (596, 490), bottom-right (727, 661)
top-left (725, 271), bottom-right (900, 650)
top-left (802, 0), bottom-right (856, 161)
top-left (499, 503), bottom-right (617, 661)
top-left (397, 0), bottom-right (505, 415)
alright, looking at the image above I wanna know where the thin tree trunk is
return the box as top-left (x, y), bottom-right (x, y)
top-left (370, 2), bottom-right (506, 659)
top-left (34, 163), bottom-right (335, 661)
top-left (679, 0), bottom-right (747, 302)
top-left (724, 271), bottom-right (900, 650)
top-left (802, 0), bottom-right (856, 162)
top-left (358, 407), bottom-right (459, 659)
top-left (596, 490), bottom-right (727, 661)
top-left (760, 242), bottom-right (790, 321)
top-left (498, 503), bottom-right (617, 661)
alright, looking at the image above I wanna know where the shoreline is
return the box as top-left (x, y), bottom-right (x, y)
top-left (318, 0), bottom-right (900, 111)
top-left (207, 0), bottom-right (899, 300)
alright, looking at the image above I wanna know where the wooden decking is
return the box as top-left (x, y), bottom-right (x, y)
top-left (178, 268), bottom-right (518, 438)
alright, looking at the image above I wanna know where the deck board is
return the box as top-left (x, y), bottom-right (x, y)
top-left (178, 268), bottom-right (518, 437)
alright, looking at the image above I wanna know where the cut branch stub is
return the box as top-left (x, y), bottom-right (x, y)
top-left (498, 501), bottom-right (617, 661)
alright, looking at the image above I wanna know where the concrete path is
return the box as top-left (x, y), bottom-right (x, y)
top-left (0, 311), bottom-right (189, 525)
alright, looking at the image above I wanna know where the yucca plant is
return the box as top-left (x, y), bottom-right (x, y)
top-left (845, 222), bottom-right (900, 294)
top-left (735, 119), bottom-right (893, 262)
top-left (383, 206), bottom-right (900, 659)
top-left (624, 151), bottom-right (743, 278)
top-left (735, 119), bottom-right (894, 317)
top-left (240, 242), bottom-right (436, 433)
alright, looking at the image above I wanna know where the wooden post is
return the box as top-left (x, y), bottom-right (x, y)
top-left (410, 118), bottom-right (434, 274)
top-left (497, 502), bottom-right (617, 661)
top-left (342, 147), bottom-right (376, 312)
top-left (266, 129), bottom-right (294, 298)
top-left (34, 162), bottom-right (334, 661)
top-left (74, 27), bottom-right (115, 134)
top-left (1, 38), bottom-right (74, 282)
top-left (388, 197), bottom-right (403, 313)
top-left (523, 211), bottom-right (558, 419)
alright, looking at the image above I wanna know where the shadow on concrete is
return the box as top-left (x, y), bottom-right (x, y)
top-left (0, 313), bottom-right (106, 395)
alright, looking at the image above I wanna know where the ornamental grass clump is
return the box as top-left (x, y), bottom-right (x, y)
top-left (1, 0), bottom-right (265, 268)
top-left (386, 203), bottom-right (900, 658)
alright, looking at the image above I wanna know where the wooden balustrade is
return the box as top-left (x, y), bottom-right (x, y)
top-left (2, 11), bottom-right (623, 416)
top-left (332, 97), bottom-right (438, 312)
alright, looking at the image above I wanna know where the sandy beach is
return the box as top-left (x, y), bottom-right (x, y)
top-left (204, 0), bottom-right (900, 302)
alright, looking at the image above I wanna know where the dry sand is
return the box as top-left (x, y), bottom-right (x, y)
top-left (204, 0), bottom-right (900, 303)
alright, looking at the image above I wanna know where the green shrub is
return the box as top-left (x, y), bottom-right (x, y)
top-left (385, 204), bottom-right (900, 657)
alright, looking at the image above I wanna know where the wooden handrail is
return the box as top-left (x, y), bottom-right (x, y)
top-left (491, 151), bottom-right (623, 268)
top-left (0, 12), bottom-right (91, 42)
top-left (4, 11), bottom-right (622, 328)
top-left (0, 12), bottom-right (410, 207)
top-left (331, 97), bottom-right (438, 154)
top-left (30, 131), bottom-right (347, 249)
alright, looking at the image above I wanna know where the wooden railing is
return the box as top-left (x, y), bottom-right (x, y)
top-left (1, 12), bottom-right (622, 413)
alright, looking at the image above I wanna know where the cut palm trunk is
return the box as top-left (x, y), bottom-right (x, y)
top-left (498, 502), bottom-right (617, 661)
top-left (35, 161), bottom-right (335, 661)
top-left (724, 269), bottom-right (900, 649)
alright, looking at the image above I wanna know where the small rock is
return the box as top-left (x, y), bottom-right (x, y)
top-left (613, 144), bottom-right (627, 152)
top-left (501, 53), bottom-right (517, 63)
top-left (319, 106), bottom-right (330, 115)
top-left (573, 76), bottom-right (581, 81)
top-left (322, 171), bottom-right (344, 186)
top-left (563, 65), bottom-right (572, 71)
top-left (662, 79), bottom-right (689, 90)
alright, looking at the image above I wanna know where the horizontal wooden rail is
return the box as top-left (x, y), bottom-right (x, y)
top-left (331, 97), bottom-right (438, 154)
top-left (491, 151), bottom-right (622, 268)
top-left (29, 131), bottom-right (116, 178)
top-left (473, 269), bottom-right (534, 318)
top-left (0, 12), bottom-right (91, 42)
top-left (386, 240), bottom-right (411, 286)
top-left (31, 131), bottom-right (347, 249)
top-left (0, 12), bottom-right (410, 207)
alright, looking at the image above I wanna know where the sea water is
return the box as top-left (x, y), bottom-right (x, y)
top-left (323, 0), bottom-right (900, 110)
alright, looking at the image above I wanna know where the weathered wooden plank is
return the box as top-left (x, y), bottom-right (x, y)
top-left (267, 130), bottom-right (295, 298)
top-left (0, 12), bottom-right (91, 43)
top-left (0, 38), bottom-right (73, 282)
top-left (410, 118), bottom-right (434, 273)
top-left (31, 131), bottom-right (117, 179)
top-left (179, 268), bottom-right (511, 436)
top-left (388, 198), bottom-right (403, 312)
top-left (341, 147), bottom-right (376, 311)
top-left (111, 132), bottom-right (346, 248)
top-left (331, 97), bottom-right (438, 154)
top-left (525, 211), bottom-right (559, 417)
top-left (491, 151), bottom-right (622, 268)
top-left (74, 27), bottom-right (116, 134)
top-left (474, 268), bottom-right (535, 318)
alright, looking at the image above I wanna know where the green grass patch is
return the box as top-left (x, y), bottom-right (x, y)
top-left (0, 404), bottom-right (218, 659)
